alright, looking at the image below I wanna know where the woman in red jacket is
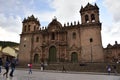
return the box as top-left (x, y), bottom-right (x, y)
top-left (28, 63), bottom-right (32, 74)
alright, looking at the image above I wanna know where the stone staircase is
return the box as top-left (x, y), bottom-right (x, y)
top-left (44, 63), bottom-right (120, 73)
top-left (17, 62), bottom-right (120, 73)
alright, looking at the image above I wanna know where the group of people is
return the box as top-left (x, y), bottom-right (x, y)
top-left (27, 62), bottom-right (46, 74)
top-left (0, 57), bottom-right (17, 78)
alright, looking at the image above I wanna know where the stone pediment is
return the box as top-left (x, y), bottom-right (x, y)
top-left (71, 44), bottom-right (78, 50)
top-left (48, 18), bottom-right (62, 32)
top-left (67, 44), bottom-right (81, 51)
top-left (34, 47), bottom-right (41, 52)
top-left (67, 44), bottom-right (78, 50)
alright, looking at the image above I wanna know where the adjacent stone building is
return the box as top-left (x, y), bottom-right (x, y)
top-left (19, 3), bottom-right (104, 65)
top-left (104, 41), bottom-right (120, 63)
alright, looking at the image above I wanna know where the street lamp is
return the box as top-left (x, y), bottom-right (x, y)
top-left (90, 38), bottom-right (93, 62)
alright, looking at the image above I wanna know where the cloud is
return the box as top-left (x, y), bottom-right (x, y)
top-left (0, 13), bottom-right (22, 43)
top-left (103, 0), bottom-right (120, 22)
top-left (0, 13), bottom-right (22, 33)
top-left (23, 0), bottom-right (98, 26)
top-left (24, 10), bottom-right (55, 25)
top-left (102, 21), bottom-right (120, 47)
top-left (49, 0), bottom-right (97, 24)
top-left (0, 0), bottom-right (37, 43)
top-left (0, 27), bottom-right (20, 43)
top-left (101, 24), bottom-right (120, 47)
top-left (0, 0), bottom-right (98, 26)
top-left (101, 0), bottom-right (120, 47)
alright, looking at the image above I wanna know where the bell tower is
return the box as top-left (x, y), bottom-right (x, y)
top-left (80, 3), bottom-right (99, 24)
top-left (79, 3), bottom-right (104, 62)
top-left (22, 15), bottom-right (40, 33)
top-left (19, 15), bottom-right (40, 65)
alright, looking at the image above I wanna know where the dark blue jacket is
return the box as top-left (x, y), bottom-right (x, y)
top-left (4, 61), bottom-right (10, 68)
top-left (0, 59), bottom-right (3, 66)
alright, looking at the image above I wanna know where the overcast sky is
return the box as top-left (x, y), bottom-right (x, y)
top-left (0, 0), bottom-right (120, 48)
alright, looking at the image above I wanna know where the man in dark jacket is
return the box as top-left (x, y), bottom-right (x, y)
top-left (9, 58), bottom-right (16, 77)
top-left (3, 57), bottom-right (10, 78)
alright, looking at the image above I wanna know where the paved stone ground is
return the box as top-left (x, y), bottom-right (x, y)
top-left (0, 68), bottom-right (120, 80)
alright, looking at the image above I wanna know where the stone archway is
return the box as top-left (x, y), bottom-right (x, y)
top-left (49, 46), bottom-right (57, 63)
top-left (34, 54), bottom-right (39, 63)
top-left (71, 52), bottom-right (78, 63)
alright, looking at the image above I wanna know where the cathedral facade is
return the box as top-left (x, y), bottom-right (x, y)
top-left (19, 3), bottom-right (104, 65)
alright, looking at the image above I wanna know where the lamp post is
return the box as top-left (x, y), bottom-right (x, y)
top-left (90, 38), bottom-right (93, 62)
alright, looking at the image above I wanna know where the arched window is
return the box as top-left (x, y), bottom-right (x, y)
top-left (51, 32), bottom-right (55, 40)
top-left (34, 26), bottom-right (36, 31)
top-left (24, 25), bottom-right (27, 32)
top-left (23, 44), bottom-right (26, 47)
top-left (49, 46), bottom-right (57, 62)
top-left (91, 14), bottom-right (95, 22)
top-left (90, 38), bottom-right (93, 43)
top-left (34, 54), bottom-right (39, 63)
top-left (28, 25), bottom-right (30, 31)
top-left (71, 52), bottom-right (78, 63)
top-left (73, 32), bottom-right (76, 39)
top-left (85, 15), bottom-right (89, 23)
top-left (36, 36), bottom-right (39, 42)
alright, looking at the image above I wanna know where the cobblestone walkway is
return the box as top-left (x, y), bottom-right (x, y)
top-left (0, 69), bottom-right (120, 80)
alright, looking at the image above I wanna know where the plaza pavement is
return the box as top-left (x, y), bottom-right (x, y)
top-left (0, 68), bottom-right (120, 80)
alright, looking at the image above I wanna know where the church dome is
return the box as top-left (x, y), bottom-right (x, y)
top-left (48, 18), bottom-right (62, 31)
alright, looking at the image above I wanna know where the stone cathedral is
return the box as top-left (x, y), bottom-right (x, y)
top-left (19, 3), bottom-right (104, 65)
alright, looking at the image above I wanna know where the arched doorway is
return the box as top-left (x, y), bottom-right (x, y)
top-left (49, 46), bottom-right (57, 63)
top-left (34, 54), bottom-right (39, 63)
top-left (71, 52), bottom-right (78, 63)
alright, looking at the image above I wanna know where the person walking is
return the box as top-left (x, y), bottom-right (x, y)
top-left (62, 65), bottom-right (66, 72)
top-left (0, 58), bottom-right (3, 73)
top-left (107, 65), bottom-right (111, 75)
top-left (41, 62), bottom-right (44, 71)
top-left (3, 57), bottom-right (11, 78)
top-left (9, 57), bottom-right (16, 77)
top-left (28, 63), bottom-right (32, 74)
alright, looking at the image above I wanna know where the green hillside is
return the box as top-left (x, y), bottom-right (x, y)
top-left (0, 41), bottom-right (19, 48)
